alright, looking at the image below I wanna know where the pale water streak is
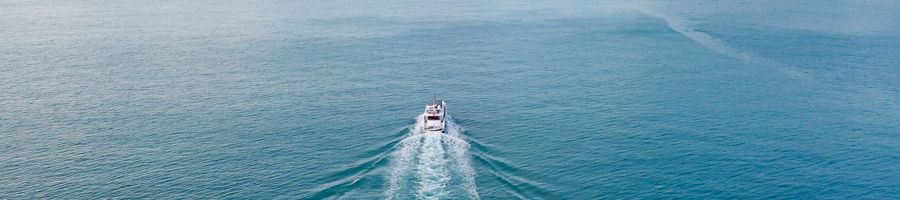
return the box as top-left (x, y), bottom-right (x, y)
top-left (628, 1), bottom-right (815, 80)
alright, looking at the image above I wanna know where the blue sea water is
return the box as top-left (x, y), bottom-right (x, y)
top-left (2, 0), bottom-right (899, 199)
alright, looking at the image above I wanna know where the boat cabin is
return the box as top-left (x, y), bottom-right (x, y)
top-left (423, 99), bottom-right (446, 132)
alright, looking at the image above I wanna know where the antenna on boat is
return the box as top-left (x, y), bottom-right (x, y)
top-left (432, 89), bottom-right (437, 101)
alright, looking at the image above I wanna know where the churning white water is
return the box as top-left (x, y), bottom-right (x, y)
top-left (386, 115), bottom-right (479, 200)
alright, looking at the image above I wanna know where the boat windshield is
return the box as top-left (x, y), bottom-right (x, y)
top-left (427, 107), bottom-right (441, 114)
top-left (426, 116), bottom-right (441, 120)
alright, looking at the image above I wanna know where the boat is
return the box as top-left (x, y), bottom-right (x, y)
top-left (423, 98), bottom-right (447, 132)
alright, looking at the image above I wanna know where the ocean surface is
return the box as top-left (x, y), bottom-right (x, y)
top-left (2, 0), bottom-right (899, 199)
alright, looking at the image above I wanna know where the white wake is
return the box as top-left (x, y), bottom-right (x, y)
top-left (386, 115), bottom-right (479, 200)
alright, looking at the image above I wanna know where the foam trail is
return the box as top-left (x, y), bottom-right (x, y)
top-left (386, 115), bottom-right (427, 199)
top-left (416, 131), bottom-right (450, 198)
top-left (385, 114), bottom-right (479, 199)
top-left (444, 117), bottom-right (480, 200)
top-left (386, 133), bottom-right (423, 199)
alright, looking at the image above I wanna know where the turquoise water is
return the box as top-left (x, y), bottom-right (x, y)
top-left (2, 0), bottom-right (899, 199)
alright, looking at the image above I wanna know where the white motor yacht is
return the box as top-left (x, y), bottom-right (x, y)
top-left (423, 99), bottom-right (447, 132)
